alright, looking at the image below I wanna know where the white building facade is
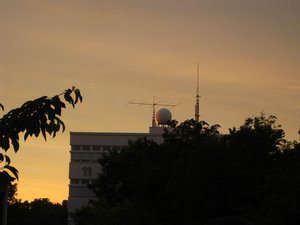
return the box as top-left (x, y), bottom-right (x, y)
top-left (68, 127), bottom-right (165, 221)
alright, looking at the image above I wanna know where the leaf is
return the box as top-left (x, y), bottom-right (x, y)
top-left (46, 121), bottom-right (56, 135)
top-left (52, 95), bottom-right (60, 103)
top-left (74, 92), bottom-right (79, 105)
top-left (24, 132), bottom-right (29, 141)
top-left (41, 126), bottom-right (47, 141)
top-left (4, 165), bottom-right (19, 180)
top-left (4, 155), bottom-right (11, 165)
top-left (0, 135), bottom-right (10, 151)
top-left (75, 88), bottom-right (83, 103)
top-left (55, 116), bottom-right (65, 133)
top-left (64, 89), bottom-right (74, 107)
top-left (54, 122), bottom-right (60, 132)
top-left (48, 108), bottom-right (56, 121)
top-left (74, 89), bottom-right (81, 104)
top-left (52, 96), bottom-right (63, 115)
top-left (34, 127), bottom-right (40, 137)
top-left (52, 130), bottom-right (57, 138)
top-left (11, 137), bottom-right (20, 152)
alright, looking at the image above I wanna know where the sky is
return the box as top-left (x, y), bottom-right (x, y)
top-left (0, 0), bottom-right (299, 203)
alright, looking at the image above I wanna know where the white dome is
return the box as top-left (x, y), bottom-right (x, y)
top-left (156, 108), bottom-right (172, 124)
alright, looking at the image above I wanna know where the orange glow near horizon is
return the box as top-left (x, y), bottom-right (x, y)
top-left (1, 0), bottom-right (300, 203)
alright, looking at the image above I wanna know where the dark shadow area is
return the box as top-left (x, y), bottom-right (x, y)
top-left (72, 114), bottom-right (300, 225)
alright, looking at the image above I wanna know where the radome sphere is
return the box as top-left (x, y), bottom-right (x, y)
top-left (156, 108), bottom-right (172, 124)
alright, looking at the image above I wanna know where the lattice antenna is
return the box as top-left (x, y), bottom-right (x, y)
top-left (129, 96), bottom-right (178, 127)
top-left (195, 62), bottom-right (201, 122)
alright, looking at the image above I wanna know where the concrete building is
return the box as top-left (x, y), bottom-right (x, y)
top-left (68, 68), bottom-right (201, 223)
top-left (67, 108), bottom-right (173, 223)
top-left (68, 128), bottom-right (164, 212)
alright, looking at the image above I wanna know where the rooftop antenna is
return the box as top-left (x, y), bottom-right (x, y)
top-left (195, 62), bottom-right (201, 122)
top-left (298, 125), bottom-right (300, 143)
top-left (129, 96), bottom-right (178, 127)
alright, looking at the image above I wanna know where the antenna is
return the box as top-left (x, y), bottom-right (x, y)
top-left (195, 62), bottom-right (201, 122)
top-left (298, 125), bottom-right (300, 143)
top-left (129, 96), bottom-right (178, 127)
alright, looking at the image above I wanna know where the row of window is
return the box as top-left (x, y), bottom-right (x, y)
top-left (70, 179), bottom-right (96, 185)
top-left (71, 152), bottom-right (102, 163)
top-left (71, 159), bottom-right (99, 163)
top-left (69, 185), bottom-right (96, 197)
top-left (71, 145), bottom-right (125, 151)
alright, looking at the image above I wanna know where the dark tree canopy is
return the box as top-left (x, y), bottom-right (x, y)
top-left (8, 197), bottom-right (68, 225)
top-left (0, 87), bottom-right (82, 180)
top-left (5, 183), bottom-right (67, 225)
top-left (73, 114), bottom-right (300, 225)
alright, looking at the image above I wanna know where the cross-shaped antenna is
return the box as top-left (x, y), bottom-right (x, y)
top-left (128, 96), bottom-right (178, 127)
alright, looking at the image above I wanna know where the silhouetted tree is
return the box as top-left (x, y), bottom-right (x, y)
top-left (0, 87), bottom-right (82, 180)
top-left (0, 87), bottom-right (82, 225)
top-left (73, 119), bottom-right (223, 225)
top-left (8, 197), bottom-right (68, 225)
top-left (7, 184), bottom-right (17, 205)
top-left (73, 114), bottom-right (300, 225)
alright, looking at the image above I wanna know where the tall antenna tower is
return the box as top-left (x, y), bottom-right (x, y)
top-left (298, 125), bottom-right (300, 143)
top-left (195, 62), bottom-right (200, 122)
top-left (129, 96), bottom-right (177, 127)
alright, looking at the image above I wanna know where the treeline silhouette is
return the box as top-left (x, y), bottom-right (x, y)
top-left (72, 113), bottom-right (300, 225)
top-left (7, 185), bottom-right (67, 225)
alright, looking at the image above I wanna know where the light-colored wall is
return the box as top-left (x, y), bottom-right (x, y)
top-left (68, 128), bottom-right (165, 221)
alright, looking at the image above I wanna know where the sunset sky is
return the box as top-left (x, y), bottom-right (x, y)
top-left (1, 0), bottom-right (299, 203)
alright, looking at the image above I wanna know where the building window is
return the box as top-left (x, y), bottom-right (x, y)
top-left (103, 146), bottom-right (111, 151)
top-left (92, 145), bottom-right (101, 151)
top-left (82, 145), bottom-right (90, 151)
top-left (71, 159), bottom-right (81, 162)
top-left (72, 145), bottom-right (81, 151)
top-left (71, 153), bottom-right (83, 162)
top-left (70, 179), bottom-right (80, 184)
top-left (82, 166), bottom-right (92, 176)
top-left (113, 146), bottom-right (126, 151)
top-left (71, 153), bottom-right (101, 162)
top-left (81, 179), bottom-right (90, 185)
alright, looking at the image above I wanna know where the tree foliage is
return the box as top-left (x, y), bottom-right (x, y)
top-left (73, 114), bottom-right (300, 225)
top-left (0, 87), bottom-right (82, 180)
top-left (8, 197), bottom-right (68, 225)
top-left (6, 184), bottom-right (68, 225)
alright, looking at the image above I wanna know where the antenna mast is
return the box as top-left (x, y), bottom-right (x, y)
top-left (129, 97), bottom-right (177, 127)
top-left (195, 62), bottom-right (200, 122)
top-left (298, 125), bottom-right (300, 143)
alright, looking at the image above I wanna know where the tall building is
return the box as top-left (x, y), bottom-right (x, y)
top-left (67, 108), bottom-right (172, 223)
top-left (68, 69), bottom-right (201, 223)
